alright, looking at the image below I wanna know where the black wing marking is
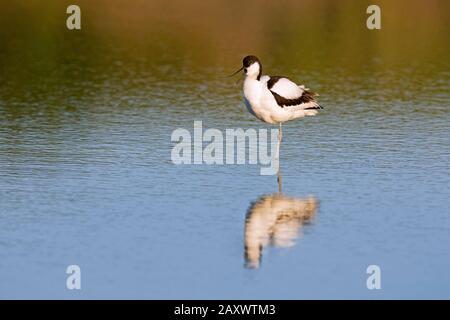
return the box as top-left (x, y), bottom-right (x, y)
top-left (267, 76), bottom-right (284, 90)
top-left (270, 90), bottom-right (322, 109)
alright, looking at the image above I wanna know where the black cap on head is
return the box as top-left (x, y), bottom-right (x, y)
top-left (243, 55), bottom-right (260, 67)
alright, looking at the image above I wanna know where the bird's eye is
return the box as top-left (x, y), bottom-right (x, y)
top-left (244, 68), bottom-right (247, 73)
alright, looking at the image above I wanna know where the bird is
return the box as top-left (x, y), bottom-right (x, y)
top-left (230, 55), bottom-right (323, 172)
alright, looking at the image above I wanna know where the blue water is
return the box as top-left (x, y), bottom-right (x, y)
top-left (1, 62), bottom-right (449, 299)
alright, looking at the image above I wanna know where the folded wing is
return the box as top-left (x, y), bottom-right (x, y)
top-left (266, 76), bottom-right (321, 109)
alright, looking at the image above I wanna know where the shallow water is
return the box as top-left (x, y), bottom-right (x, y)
top-left (0, 0), bottom-right (449, 299)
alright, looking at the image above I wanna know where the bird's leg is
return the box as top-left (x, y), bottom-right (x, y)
top-left (275, 123), bottom-right (284, 193)
top-left (279, 122), bottom-right (283, 142)
top-left (275, 122), bottom-right (282, 175)
top-left (277, 169), bottom-right (282, 194)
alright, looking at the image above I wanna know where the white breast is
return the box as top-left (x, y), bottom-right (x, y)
top-left (243, 79), bottom-right (275, 123)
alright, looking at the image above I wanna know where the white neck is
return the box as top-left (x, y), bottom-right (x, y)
top-left (243, 77), bottom-right (262, 103)
top-left (246, 62), bottom-right (261, 80)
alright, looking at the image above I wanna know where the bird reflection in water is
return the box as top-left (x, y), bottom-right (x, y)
top-left (244, 174), bottom-right (319, 269)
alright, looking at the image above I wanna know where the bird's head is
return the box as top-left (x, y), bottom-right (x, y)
top-left (228, 55), bottom-right (262, 80)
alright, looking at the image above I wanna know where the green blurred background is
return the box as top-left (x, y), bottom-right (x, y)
top-left (0, 0), bottom-right (448, 107)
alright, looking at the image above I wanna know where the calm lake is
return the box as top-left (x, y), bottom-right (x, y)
top-left (0, 0), bottom-right (449, 299)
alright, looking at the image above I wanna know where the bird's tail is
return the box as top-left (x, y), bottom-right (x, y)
top-left (298, 85), bottom-right (323, 112)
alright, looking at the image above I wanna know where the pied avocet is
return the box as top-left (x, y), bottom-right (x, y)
top-left (230, 55), bottom-right (323, 170)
